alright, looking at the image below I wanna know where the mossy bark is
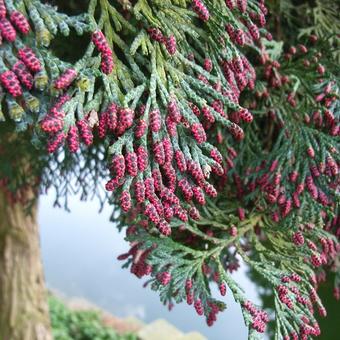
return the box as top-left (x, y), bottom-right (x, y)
top-left (0, 190), bottom-right (52, 340)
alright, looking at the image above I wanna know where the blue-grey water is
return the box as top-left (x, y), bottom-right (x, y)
top-left (39, 193), bottom-right (260, 340)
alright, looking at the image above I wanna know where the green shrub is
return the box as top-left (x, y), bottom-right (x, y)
top-left (49, 296), bottom-right (137, 340)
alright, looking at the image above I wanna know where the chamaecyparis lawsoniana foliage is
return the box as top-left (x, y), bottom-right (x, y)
top-left (0, 0), bottom-right (338, 339)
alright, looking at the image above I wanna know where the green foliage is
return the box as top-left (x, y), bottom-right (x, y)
top-left (267, 0), bottom-right (340, 61)
top-left (49, 296), bottom-right (137, 340)
top-left (0, 1), bottom-right (339, 339)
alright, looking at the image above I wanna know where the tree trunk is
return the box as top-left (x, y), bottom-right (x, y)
top-left (0, 189), bottom-right (52, 340)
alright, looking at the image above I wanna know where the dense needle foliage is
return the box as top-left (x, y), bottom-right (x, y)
top-left (0, 0), bottom-right (338, 339)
